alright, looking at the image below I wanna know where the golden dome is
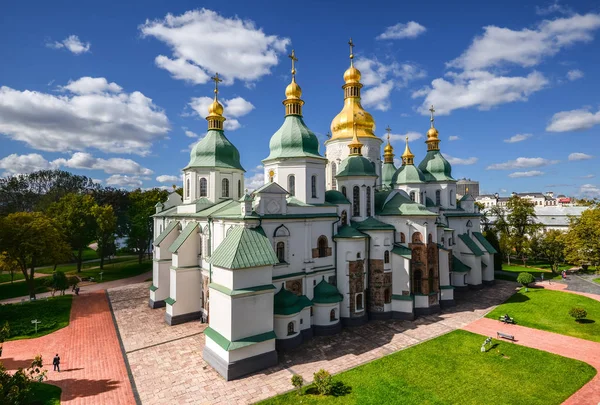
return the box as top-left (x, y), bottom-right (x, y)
top-left (285, 78), bottom-right (302, 99)
top-left (208, 98), bottom-right (224, 116)
top-left (384, 143), bottom-right (393, 153)
top-left (427, 126), bottom-right (439, 139)
top-left (206, 73), bottom-right (226, 130)
top-left (343, 66), bottom-right (361, 84)
top-left (402, 136), bottom-right (415, 165)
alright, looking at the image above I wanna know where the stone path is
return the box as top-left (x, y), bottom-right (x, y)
top-left (533, 280), bottom-right (600, 302)
top-left (562, 273), bottom-right (600, 295)
top-left (108, 280), bottom-right (519, 405)
top-left (2, 291), bottom-right (136, 405)
top-left (463, 317), bottom-right (600, 405)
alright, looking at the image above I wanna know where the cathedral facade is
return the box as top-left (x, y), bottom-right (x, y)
top-left (150, 46), bottom-right (496, 381)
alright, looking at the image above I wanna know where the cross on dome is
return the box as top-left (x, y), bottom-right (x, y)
top-left (288, 49), bottom-right (298, 77)
top-left (348, 38), bottom-right (354, 66)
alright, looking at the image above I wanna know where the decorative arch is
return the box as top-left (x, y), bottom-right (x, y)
top-left (199, 178), bottom-right (207, 197)
top-left (311, 175), bottom-right (317, 198)
top-left (318, 235), bottom-right (329, 258)
top-left (330, 308), bottom-right (336, 322)
top-left (222, 178), bottom-right (230, 198)
top-left (366, 186), bottom-right (371, 216)
top-left (384, 250), bottom-right (390, 264)
top-left (400, 232), bottom-right (406, 243)
top-left (429, 268), bottom-right (435, 292)
top-left (203, 226), bottom-right (210, 257)
top-left (288, 175), bottom-right (295, 196)
top-left (410, 191), bottom-right (415, 202)
top-left (237, 179), bottom-right (242, 198)
top-left (428, 233), bottom-right (433, 243)
top-left (341, 186), bottom-right (347, 197)
top-left (341, 210), bottom-right (348, 226)
top-left (274, 224), bottom-right (291, 237)
top-left (287, 321), bottom-right (295, 335)
top-left (384, 288), bottom-right (391, 304)
top-left (186, 178), bottom-right (190, 198)
top-left (331, 163), bottom-right (337, 190)
top-left (226, 226), bottom-right (234, 236)
top-left (276, 241), bottom-right (285, 263)
top-left (466, 220), bottom-right (473, 227)
top-left (355, 293), bottom-right (364, 311)
top-left (353, 186), bottom-right (360, 216)
top-left (413, 270), bottom-right (422, 294)
top-left (412, 232), bottom-right (423, 244)
top-left (450, 189), bottom-right (454, 205)
top-left (435, 190), bottom-right (441, 205)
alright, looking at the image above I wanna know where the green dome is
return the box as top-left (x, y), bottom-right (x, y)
top-left (312, 278), bottom-right (343, 304)
top-left (263, 115), bottom-right (324, 161)
top-left (381, 162), bottom-right (397, 187)
top-left (392, 164), bottom-right (426, 185)
top-left (418, 150), bottom-right (454, 182)
top-left (274, 287), bottom-right (312, 315)
top-left (186, 129), bottom-right (244, 171)
top-left (325, 190), bottom-right (350, 205)
top-left (336, 156), bottom-right (377, 178)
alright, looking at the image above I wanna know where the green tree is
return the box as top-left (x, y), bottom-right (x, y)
top-left (517, 272), bottom-right (535, 291)
top-left (0, 355), bottom-right (46, 403)
top-left (50, 271), bottom-right (69, 296)
top-left (483, 230), bottom-right (503, 271)
top-left (92, 205), bottom-right (117, 269)
top-left (92, 187), bottom-right (130, 236)
top-left (0, 321), bottom-right (9, 357)
top-left (540, 230), bottom-right (566, 274)
top-left (0, 251), bottom-right (19, 284)
top-left (126, 189), bottom-right (168, 264)
top-left (564, 207), bottom-right (600, 270)
top-left (47, 193), bottom-right (98, 272)
top-left (0, 212), bottom-right (69, 299)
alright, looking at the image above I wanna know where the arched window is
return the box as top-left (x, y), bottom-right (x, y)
top-left (238, 180), bottom-right (242, 198)
top-left (366, 186), bottom-right (371, 216)
top-left (276, 241), bottom-right (285, 263)
top-left (400, 232), bottom-right (406, 243)
top-left (384, 250), bottom-right (390, 264)
top-left (199, 178), bottom-right (207, 197)
top-left (186, 178), bottom-right (190, 198)
top-left (311, 175), bottom-right (317, 198)
top-left (428, 233), bottom-right (433, 243)
top-left (318, 236), bottom-right (328, 258)
top-left (450, 190), bottom-right (454, 206)
top-left (287, 322), bottom-right (295, 335)
top-left (341, 186), bottom-right (347, 197)
top-left (341, 210), bottom-right (348, 226)
top-left (384, 288), bottom-right (391, 304)
top-left (222, 178), bottom-right (229, 197)
top-left (355, 293), bottom-right (364, 311)
top-left (353, 186), bottom-right (360, 216)
top-left (420, 192), bottom-right (424, 203)
top-left (288, 175), bottom-right (295, 196)
top-left (330, 308), bottom-right (336, 322)
top-left (331, 163), bottom-right (337, 190)
top-left (435, 190), bottom-right (441, 206)
top-left (413, 270), bottom-right (422, 294)
top-left (412, 232), bottom-right (423, 243)
top-left (429, 269), bottom-right (435, 292)
top-left (356, 252), bottom-right (361, 259)
top-left (410, 192), bottom-right (415, 202)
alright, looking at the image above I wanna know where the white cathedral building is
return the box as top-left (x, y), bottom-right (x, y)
top-left (149, 46), bottom-right (496, 381)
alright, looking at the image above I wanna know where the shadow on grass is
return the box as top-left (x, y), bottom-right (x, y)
top-left (305, 381), bottom-right (352, 397)
top-left (577, 319), bottom-right (595, 324)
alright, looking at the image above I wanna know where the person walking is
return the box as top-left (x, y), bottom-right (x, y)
top-left (53, 354), bottom-right (60, 372)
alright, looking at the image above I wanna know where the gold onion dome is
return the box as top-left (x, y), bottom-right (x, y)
top-left (343, 66), bottom-right (361, 83)
top-left (285, 78), bottom-right (302, 99)
top-left (425, 105), bottom-right (440, 151)
top-left (208, 98), bottom-right (224, 116)
top-left (383, 126), bottom-right (394, 163)
top-left (402, 136), bottom-right (415, 165)
top-left (282, 50), bottom-right (304, 116)
top-left (206, 73), bottom-right (226, 130)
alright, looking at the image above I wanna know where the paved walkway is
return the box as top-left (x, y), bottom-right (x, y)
top-left (463, 317), bottom-right (600, 405)
top-left (533, 281), bottom-right (600, 302)
top-left (2, 291), bottom-right (136, 405)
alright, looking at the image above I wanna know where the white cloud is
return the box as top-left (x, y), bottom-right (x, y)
top-left (47, 35), bottom-right (91, 54)
top-left (0, 153), bottom-right (58, 176)
top-left (504, 133), bottom-right (532, 143)
top-left (185, 130), bottom-right (198, 138)
top-left (156, 175), bottom-right (180, 183)
top-left (579, 183), bottom-right (600, 198)
top-left (448, 135), bottom-right (460, 141)
top-left (566, 69), bottom-right (584, 81)
top-left (244, 172), bottom-right (264, 191)
top-left (442, 154), bottom-right (478, 165)
top-left (0, 79), bottom-right (169, 155)
top-left (536, 1), bottom-right (572, 16)
top-left (53, 152), bottom-right (153, 175)
top-left (509, 170), bottom-right (545, 178)
top-left (582, 174), bottom-right (595, 179)
top-left (568, 152), bottom-right (593, 161)
top-left (448, 13), bottom-right (600, 71)
top-left (385, 131), bottom-right (422, 143)
top-left (105, 174), bottom-right (143, 188)
top-left (188, 96), bottom-right (254, 130)
top-left (412, 70), bottom-right (548, 115)
top-left (377, 21), bottom-right (426, 40)
top-left (546, 107), bottom-right (600, 132)
top-left (486, 157), bottom-right (559, 170)
top-left (140, 9), bottom-right (290, 85)
top-left (222, 97), bottom-right (255, 117)
top-left (355, 57), bottom-right (426, 111)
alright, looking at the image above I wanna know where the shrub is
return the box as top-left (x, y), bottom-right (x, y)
top-left (291, 374), bottom-right (303, 395)
top-left (569, 307), bottom-right (587, 322)
top-left (313, 369), bottom-right (333, 396)
top-left (516, 272), bottom-right (535, 287)
top-left (0, 355), bottom-right (46, 404)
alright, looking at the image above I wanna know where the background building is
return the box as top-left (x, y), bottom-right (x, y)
top-left (456, 179), bottom-right (479, 199)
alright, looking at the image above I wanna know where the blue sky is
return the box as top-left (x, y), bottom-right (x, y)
top-left (1, 0), bottom-right (599, 197)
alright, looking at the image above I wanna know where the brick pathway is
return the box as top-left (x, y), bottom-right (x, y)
top-left (2, 291), bottom-right (135, 405)
top-left (108, 280), bottom-right (519, 405)
top-left (463, 318), bottom-right (600, 405)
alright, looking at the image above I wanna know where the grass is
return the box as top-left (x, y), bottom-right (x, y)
top-left (0, 277), bottom-right (50, 300)
top-left (258, 330), bottom-right (595, 405)
top-left (27, 382), bottom-right (61, 405)
top-left (36, 255), bottom-right (135, 275)
top-left (0, 295), bottom-right (72, 340)
top-left (76, 259), bottom-right (151, 282)
top-left (0, 272), bottom-right (25, 283)
top-left (501, 263), bottom-right (562, 280)
top-left (594, 278), bottom-right (600, 284)
top-left (487, 288), bottom-right (600, 343)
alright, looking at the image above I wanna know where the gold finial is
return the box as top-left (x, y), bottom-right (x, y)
top-left (348, 38), bottom-right (355, 66)
top-left (426, 104), bottom-right (440, 151)
top-left (402, 136), bottom-right (415, 165)
top-left (212, 73), bottom-right (223, 100)
top-left (429, 104), bottom-right (435, 128)
top-left (348, 122), bottom-right (363, 156)
top-left (207, 73), bottom-right (225, 130)
top-left (383, 125), bottom-right (394, 163)
top-left (289, 50), bottom-right (298, 79)
top-left (284, 50), bottom-right (303, 114)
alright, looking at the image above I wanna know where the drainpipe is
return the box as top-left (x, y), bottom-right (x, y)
top-left (331, 216), bottom-right (340, 279)
top-left (208, 217), bottom-right (213, 283)
top-left (365, 233), bottom-right (371, 315)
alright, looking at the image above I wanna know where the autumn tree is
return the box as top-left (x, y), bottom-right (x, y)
top-left (91, 204), bottom-right (117, 269)
top-left (125, 189), bottom-right (168, 264)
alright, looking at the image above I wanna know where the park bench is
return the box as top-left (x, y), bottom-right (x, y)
top-left (499, 316), bottom-right (515, 324)
top-left (497, 332), bottom-right (514, 341)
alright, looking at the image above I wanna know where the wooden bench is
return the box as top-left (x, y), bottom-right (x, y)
top-left (497, 332), bottom-right (515, 341)
top-left (499, 316), bottom-right (515, 324)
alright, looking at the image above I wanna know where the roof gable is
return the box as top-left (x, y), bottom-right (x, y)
top-left (168, 222), bottom-right (198, 253)
top-left (209, 226), bottom-right (278, 269)
top-left (254, 182), bottom-right (289, 195)
top-left (458, 233), bottom-right (484, 256)
top-left (154, 220), bottom-right (180, 247)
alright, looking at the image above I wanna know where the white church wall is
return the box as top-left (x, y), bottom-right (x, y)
top-left (209, 289), bottom-right (233, 339)
top-left (274, 313), bottom-right (301, 340)
top-left (325, 137), bottom-right (382, 189)
top-left (231, 293), bottom-right (274, 341)
top-left (228, 340), bottom-right (274, 363)
top-left (300, 307), bottom-right (311, 331)
top-left (313, 303), bottom-right (339, 326)
top-left (438, 249), bottom-right (451, 286)
top-left (169, 266), bottom-right (202, 316)
top-left (391, 255), bottom-right (410, 295)
top-left (231, 266), bottom-right (273, 290)
top-left (151, 259), bottom-right (171, 303)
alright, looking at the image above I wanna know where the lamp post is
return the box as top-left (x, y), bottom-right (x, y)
top-left (99, 272), bottom-right (104, 282)
top-left (31, 319), bottom-right (41, 334)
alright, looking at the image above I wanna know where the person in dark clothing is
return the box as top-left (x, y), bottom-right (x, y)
top-left (53, 354), bottom-right (60, 372)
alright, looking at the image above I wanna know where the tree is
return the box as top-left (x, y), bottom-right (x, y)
top-left (483, 230), bottom-right (503, 271)
top-left (540, 230), bottom-right (566, 274)
top-left (568, 307), bottom-right (587, 322)
top-left (0, 252), bottom-right (19, 283)
top-left (517, 272), bottom-right (535, 291)
top-left (0, 321), bottom-right (9, 357)
top-left (0, 355), bottom-right (46, 404)
top-left (564, 207), bottom-right (600, 270)
top-left (92, 187), bottom-right (130, 236)
top-left (126, 189), bottom-right (168, 264)
top-left (92, 205), bottom-right (117, 269)
top-left (291, 374), bottom-right (304, 395)
top-left (47, 193), bottom-right (98, 272)
top-left (313, 369), bottom-right (333, 396)
top-left (0, 212), bottom-right (70, 299)
top-left (50, 271), bottom-right (69, 296)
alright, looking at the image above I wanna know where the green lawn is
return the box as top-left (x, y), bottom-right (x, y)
top-left (0, 295), bottom-right (72, 340)
top-left (76, 259), bottom-right (150, 282)
top-left (0, 272), bottom-right (25, 283)
top-left (36, 255), bottom-right (135, 275)
top-left (0, 277), bottom-right (50, 300)
top-left (28, 382), bottom-right (61, 404)
top-left (501, 264), bottom-right (562, 280)
top-left (594, 278), bottom-right (600, 284)
top-left (487, 289), bottom-right (600, 343)
top-left (258, 330), bottom-right (595, 405)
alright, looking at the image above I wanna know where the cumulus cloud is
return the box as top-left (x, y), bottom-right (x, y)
top-left (568, 152), bottom-right (593, 161)
top-left (508, 170), bottom-right (545, 178)
top-left (384, 131), bottom-right (422, 144)
top-left (105, 174), bottom-right (144, 188)
top-left (47, 35), bottom-right (91, 54)
top-left (188, 96), bottom-right (254, 130)
top-left (376, 21), bottom-right (426, 40)
top-left (566, 69), bottom-right (584, 81)
top-left (244, 167), bottom-right (264, 191)
top-left (536, 1), bottom-right (572, 16)
top-left (448, 135), bottom-right (460, 141)
top-left (582, 174), bottom-right (595, 179)
top-left (0, 153), bottom-right (58, 176)
top-left (579, 183), bottom-right (600, 198)
top-left (156, 175), bottom-right (180, 183)
top-left (0, 78), bottom-right (169, 155)
top-left (185, 130), bottom-right (198, 138)
top-left (442, 154), bottom-right (478, 165)
top-left (53, 152), bottom-right (153, 175)
top-left (140, 9), bottom-right (290, 85)
top-left (486, 157), bottom-right (559, 170)
top-left (504, 133), bottom-right (532, 143)
top-left (546, 107), bottom-right (600, 132)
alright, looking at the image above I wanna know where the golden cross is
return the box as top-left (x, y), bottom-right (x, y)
top-left (386, 125), bottom-right (392, 142)
top-left (288, 50), bottom-right (298, 77)
top-left (429, 104), bottom-right (435, 127)
top-left (348, 38), bottom-right (354, 65)
top-left (211, 73), bottom-right (223, 98)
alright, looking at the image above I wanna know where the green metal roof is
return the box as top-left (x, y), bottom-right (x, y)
top-left (352, 217), bottom-right (395, 231)
top-left (154, 220), bottom-right (180, 247)
top-left (473, 232), bottom-right (498, 254)
top-left (336, 155), bottom-right (377, 178)
top-left (381, 162), bottom-right (397, 187)
top-left (325, 190), bottom-right (351, 205)
top-left (168, 222), bottom-right (198, 253)
top-left (334, 225), bottom-right (367, 239)
top-left (392, 164), bottom-right (426, 185)
top-left (263, 115), bottom-right (325, 161)
top-left (418, 150), bottom-right (455, 182)
top-left (186, 129), bottom-right (245, 171)
top-left (426, 197), bottom-right (436, 207)
top-left (452, 255), bottom-right (471, 272)
top-left (458, 233), bottom-right (484, 256)
top-left (391, 244), bottom-right (412, 259)
top-left (209, 226), bottom-right (278, 269)
top-left (376, 192), bottom-right (437, 217)
top-left (204, 326), bottom-right (276, 352)
top-left (312, 277), bottom-right (343, 304)
top-left (273, 287), bottom-right (312, 315)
